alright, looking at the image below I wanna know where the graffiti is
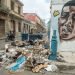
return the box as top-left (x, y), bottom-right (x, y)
top-left (58, 0), bottom-right (75, 41)
top-left (53, 10), bottom-right (60, 17)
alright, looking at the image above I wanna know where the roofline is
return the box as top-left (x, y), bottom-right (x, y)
top-left (23, 12), bottom-right (45, 25)
top-left (23, 13), bottom-right (42, 21)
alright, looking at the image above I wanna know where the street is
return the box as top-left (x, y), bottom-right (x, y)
top-left (0, 68), bottom-right (75, 75)
top-left (0, 39), bottom-right (10, 50)
top-left (0, 39), bottom-right (6, 50)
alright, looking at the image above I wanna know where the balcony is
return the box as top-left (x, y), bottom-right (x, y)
top-left (0, 3), bottom-right (10, 14)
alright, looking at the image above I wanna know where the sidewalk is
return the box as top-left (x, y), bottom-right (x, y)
top-left (59, 51), bottom-right (75, 63)
top-left (0, 38), bottom-right (5, 50)
top-left (49, 51), bottom-right (75, 74)
top-left (0, 35), bottom-right (21, 50)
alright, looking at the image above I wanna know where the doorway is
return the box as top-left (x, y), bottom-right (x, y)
top-left (0, 19), bottom-right (5, 37)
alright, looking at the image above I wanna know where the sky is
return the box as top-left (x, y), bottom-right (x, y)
top-left (20, 0), bottom-right (50, 22)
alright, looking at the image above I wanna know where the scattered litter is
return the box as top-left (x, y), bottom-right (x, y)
top-left (5, 44), bottom-right (9, 49)
top-left (6, 56), bottom-right (27, 72)
top-left (45, 64), bottom-right (58, 72)
top-left (32, 63), bottom-right (48, 73)
top-left (0, 39), bottom-right (63, 73)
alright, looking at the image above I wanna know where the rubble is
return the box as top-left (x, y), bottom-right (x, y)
top-left (3, 40), bottom-right (50, 72)
top-left (32, 63), bottom-right (48, 73)
top-left (11, 40), bottom-right (26, 47)
top-left (0, 39), bottom-right (67, 73)
top-left (55, 53), bottom-right (65, 62)
top-left (6, 55), bottom-right (27, 72)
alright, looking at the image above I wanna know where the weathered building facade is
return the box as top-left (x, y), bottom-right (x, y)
top-left (22, 19), bottom-right (36, 34)
top-left (0, 0), bottom-right (23, 37)
top-left (23, 13), bottom-right (46, 34)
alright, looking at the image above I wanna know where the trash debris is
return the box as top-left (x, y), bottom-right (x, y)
top-left (5, 44), bottom-right (9, 49)
top-left (0, 39), bottom-right (63, 73)
top-left (32, 63), bottom-right (48, 73)
top-left (11, 41), bottom-right (25, 47)
top-left (6, 56), bottom-right (27, 72)
top-left (45, 64), bottom-right (58, 72)
top-left (57, 53), bottom-right (65, 62)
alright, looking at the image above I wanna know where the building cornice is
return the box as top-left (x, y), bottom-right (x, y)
top-left (10, 10), bottom-right (24, 20)
top-left (16, 0), bottom-right (24, 6)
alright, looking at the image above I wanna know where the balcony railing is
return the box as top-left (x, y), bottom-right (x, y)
top-left (0, 3), bottom-right (10, 14)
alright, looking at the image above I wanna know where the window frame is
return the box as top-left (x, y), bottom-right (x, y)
top-left (18, 22), bottom-right (21, 32)
top-left (11, 1), bottom-right (14, 10)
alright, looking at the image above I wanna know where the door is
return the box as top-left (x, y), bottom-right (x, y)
top-left (11, 20), bottom-right (15, 35)
top-left (0, 19), bottom-right (5, 37)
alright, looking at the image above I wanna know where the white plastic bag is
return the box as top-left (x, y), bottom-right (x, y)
top-left (45, 64), bottom-right (58, 72)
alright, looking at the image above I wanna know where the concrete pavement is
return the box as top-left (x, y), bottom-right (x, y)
top-left (0, 68), bottom-right (75, 75)
top-left (0, 35), bottom-right (21, 50)
top-left (0, 39), bottom-right (6, 50)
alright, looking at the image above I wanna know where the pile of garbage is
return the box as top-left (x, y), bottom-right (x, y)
top-left (0, 40), bottom-right (60, 73)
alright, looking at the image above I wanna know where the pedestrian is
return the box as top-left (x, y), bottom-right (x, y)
top-left (8, 30), bottom-right (15, 41)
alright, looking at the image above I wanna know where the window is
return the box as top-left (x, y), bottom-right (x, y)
top-left (26, 24), bottom-right (28, 33)
top-left (27, 25), bottom-right (28, 31)
top-left (23, 24), bottom-right (26, 33)
top-left (18, 6), bottom-right (21, 14)
top-left (11, 1), bottom-right (14, 10)
top-left (18, 22), bottom-right (21, 32)
top-left (29, 26), bottom-right (30, 33)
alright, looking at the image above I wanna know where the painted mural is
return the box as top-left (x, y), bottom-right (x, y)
top-left (50, 0), bottom-right (75, 51)
top-left (58, 0), bottom-right (75, 41)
